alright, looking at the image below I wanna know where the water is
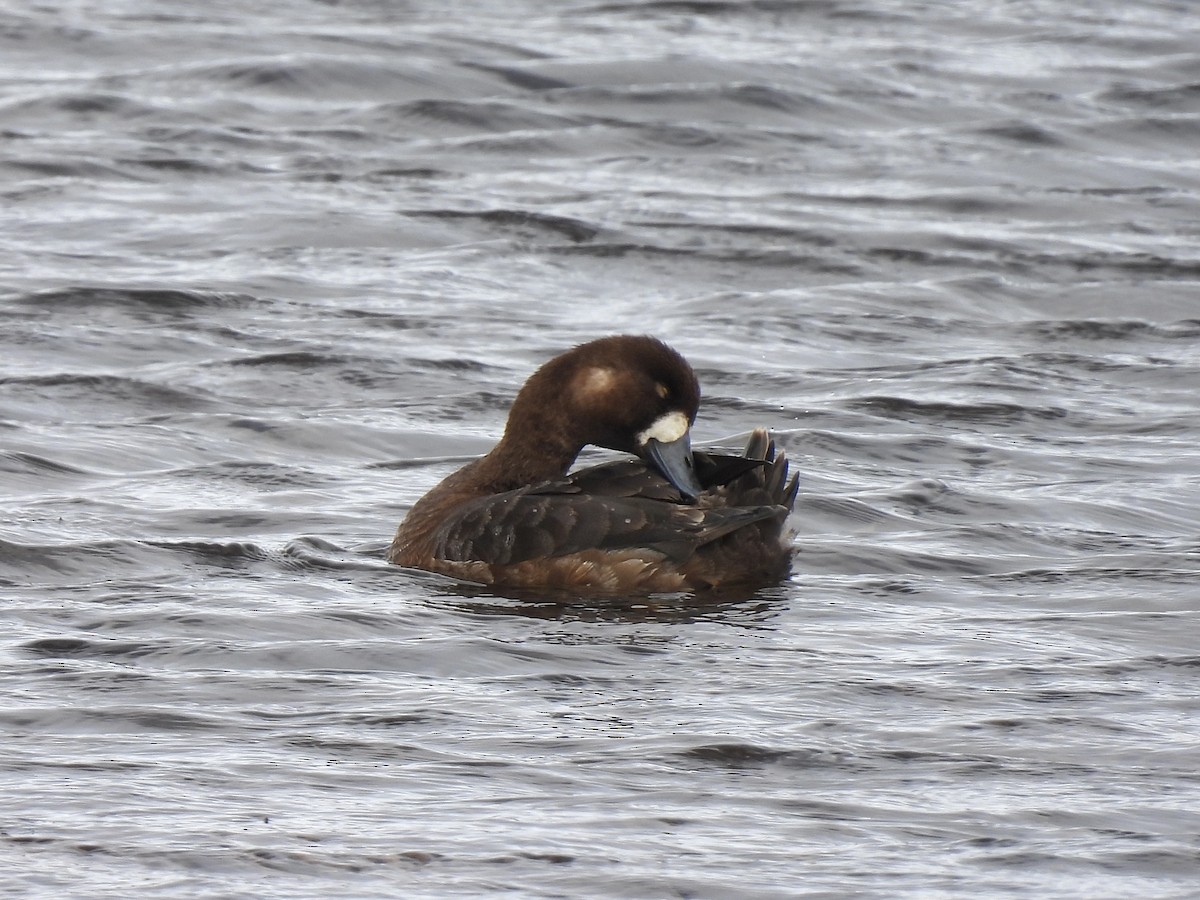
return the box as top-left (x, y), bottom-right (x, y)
top-left (3, 0), bottom-right (1200, 896)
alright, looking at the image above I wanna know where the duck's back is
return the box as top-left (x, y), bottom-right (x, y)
top-left (398, 429), bottom-right (797, 594)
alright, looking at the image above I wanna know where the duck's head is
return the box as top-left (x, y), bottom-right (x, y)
top-left (505, 335), bottom-right (704, 500)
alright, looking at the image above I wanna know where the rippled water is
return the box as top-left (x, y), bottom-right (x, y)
top-left (3, 0), bottom-right (1200, 896)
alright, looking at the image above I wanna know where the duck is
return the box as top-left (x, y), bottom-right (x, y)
top-left (388, 335), bottom-right (798, 594)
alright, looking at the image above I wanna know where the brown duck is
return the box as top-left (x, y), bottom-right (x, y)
top-left (388, 335), bottom-right (798, 594)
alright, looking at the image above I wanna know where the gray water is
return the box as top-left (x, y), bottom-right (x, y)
top-left (3, 1), bottom-right (1200, 897)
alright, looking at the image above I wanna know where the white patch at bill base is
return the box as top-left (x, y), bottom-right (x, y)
top-left (636, 410), bottom-right (689, 445)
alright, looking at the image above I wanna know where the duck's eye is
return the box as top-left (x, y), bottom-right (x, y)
top-left (654, 382), bottom-right (670, 400)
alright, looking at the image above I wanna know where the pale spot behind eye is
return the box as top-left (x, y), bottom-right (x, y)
top-left (576, 366), bottom-right (617, 398)
top-left (636, 410), bottom-right (689, 445)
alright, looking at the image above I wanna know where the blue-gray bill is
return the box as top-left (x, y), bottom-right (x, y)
top-left (643, 433), bottom-right (704, 501)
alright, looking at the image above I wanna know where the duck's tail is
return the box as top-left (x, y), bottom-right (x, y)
top-left (740, 428), bottom-right (799, 513)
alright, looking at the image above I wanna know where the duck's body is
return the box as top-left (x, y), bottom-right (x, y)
top-left (389, 336), bottom-right (797, 594)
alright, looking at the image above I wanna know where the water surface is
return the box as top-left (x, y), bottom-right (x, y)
top-left (2, 1), bottom-right (1199, 896)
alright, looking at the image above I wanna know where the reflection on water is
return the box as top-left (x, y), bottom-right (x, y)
top-left (433, 582), bottom-right (793, 626)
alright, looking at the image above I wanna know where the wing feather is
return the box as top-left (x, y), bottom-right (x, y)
top-left (434, 487), bottom-right (781, 566)
top-left (431, 435), bottom-right (795, 569)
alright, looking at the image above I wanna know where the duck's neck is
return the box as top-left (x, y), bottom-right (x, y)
top-left (477, 431), bottom-right (582, 491)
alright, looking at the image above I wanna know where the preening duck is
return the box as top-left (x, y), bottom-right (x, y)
top-left (388, 335), bottom-right (797, 594)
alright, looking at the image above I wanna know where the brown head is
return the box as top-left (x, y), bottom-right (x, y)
top-left (500, 335), bottom-right (704, 498)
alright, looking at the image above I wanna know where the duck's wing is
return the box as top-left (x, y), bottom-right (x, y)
top-left (431, 483), bottom-right (782, 566)
top-left (430, 430), bottom-right (797, 568)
